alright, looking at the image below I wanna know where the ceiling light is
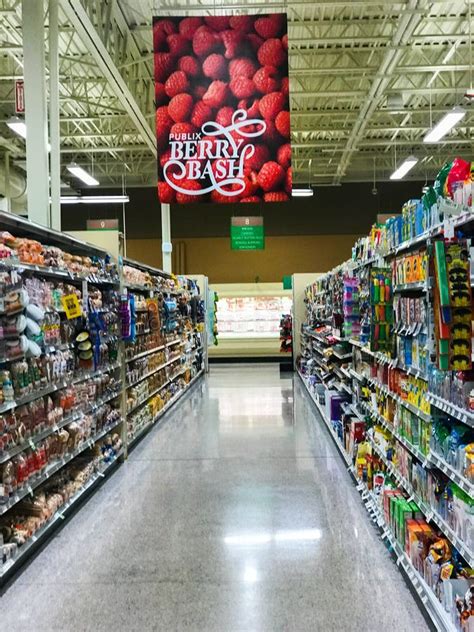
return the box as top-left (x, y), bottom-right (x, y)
top-left (6, 116), bottom-right (26, 139)
top-left (60, 195), bottom-right (129, 204)
top-left (423, 107), bottom-right (466, 144)
top-left (6, 116), bottom-right (51, 151)
top-left (292, 187), bottom-right (314, 197)
top-left (390, 155), bottom-right (418, 180)
top-left (66, 163), bottom-right (99, 186)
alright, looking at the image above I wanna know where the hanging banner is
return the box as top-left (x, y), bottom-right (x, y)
top-left (153, 14), bottom-right (292, 204)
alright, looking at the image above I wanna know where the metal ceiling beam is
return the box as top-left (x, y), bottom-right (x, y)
top-left (333, 0), bottom-right (434, 184)
top-left (62, 0), bottom-right (156, 156)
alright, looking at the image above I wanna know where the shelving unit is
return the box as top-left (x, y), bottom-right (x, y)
top-left (298, 185), bottom-right (474, 631)
top-left (0, 212), bottom-right (207, 583)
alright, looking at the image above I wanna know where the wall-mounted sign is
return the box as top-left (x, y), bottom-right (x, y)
top-left (231, 216), bottom-right (264, 250)
top-left (15, 80), bottom-right (24, 114)
top-left (86, 219), bottom-right (119, 231)
top-left (153, 13), bottom-right (292, 204)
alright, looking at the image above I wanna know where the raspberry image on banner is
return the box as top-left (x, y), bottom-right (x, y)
top-left (153, 13), bottom-right (292, 204)
top-left (257, 161), bottom-right (285, 191)
top-left (168, 93), bottom-right (194, 123)
top-left (203, 54), bottom-right (227, 80)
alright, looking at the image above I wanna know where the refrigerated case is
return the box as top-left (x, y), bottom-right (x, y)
top-left (209, 283), bottom-right (292, 358)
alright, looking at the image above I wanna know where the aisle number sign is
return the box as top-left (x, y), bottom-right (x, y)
top-left (231, 217), bottom-right (264, 251)
top-left (61, 294), bottom-right (82, 319)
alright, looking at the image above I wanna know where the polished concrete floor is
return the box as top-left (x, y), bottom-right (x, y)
top-left (1, 364), bottom-right (430, 632)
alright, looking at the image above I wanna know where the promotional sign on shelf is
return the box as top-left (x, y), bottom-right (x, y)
top-left (153, 14), bottom-right (292, 204)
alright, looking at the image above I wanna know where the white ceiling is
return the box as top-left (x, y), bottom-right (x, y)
top-left (0, 0), bottom-right (472, 188)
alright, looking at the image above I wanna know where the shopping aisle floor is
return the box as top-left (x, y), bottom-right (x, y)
top-left (2, 364), bottom-right (430, 632)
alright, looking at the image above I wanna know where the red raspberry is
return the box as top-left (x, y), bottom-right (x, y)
top-left (170, 122), bottom-right (196, 138)
top-left (153, 28), bottom-right (167, 52)
top-left (211, 189), bottom-right (235, 203)
top-left (158, 181), bottom-right (176, 204)
top-left (168, 93), bottom-right (194, 123)
top-left (159, 148), bottom-right (172, 169)
top-left (247, 34), bottom-right (263, 53)
top-left (167, 34), bottom-right (191, 56)
top-left (156, 106), bottom-right (172, 149)
top-left (258, 39), bottom-right (286, 67)
top-left (220, 30), bottom-right (246, 59)
top-left (229, 16), bottom-right (254, 33)
top-left (281, 77), bottom-right (289, 96)
top-left (203, 53), bottom-right (227, 80)
top-left (191, 101), bottom-right (213, 128)
top-left (264, 192), bottom-right (289, 202)
top-left (229, 58), bottom-right (257, 80)
top-left (237, 98), bottom-right (260, 118)
top-left (193, 25), bottom-right (221, 57)
top-left (154, 53), bottom-right (174, 82)
top-left (253, 66), bottom-right (280, 94)
top-left (245, 144), bottom-right (270, 171)
top-left (257, 161), bottom-right (285, 191)
top-left (230, 77), bottom-right (255, 99)
top-left (285, 167), bottom-right (292, 195)
top-left (178, 56), bottom-right (200, 78)
top-left (165, 71), bottom-right (189, 98)
top-left (154, 19), bottom-right (177, 36)
top-left (179, 17), bottom-right (203, 40)
top-left (282, 34), bottom-right (288, 51)
top-left (262, 120), bottom-right (282, 145)
top-left (204, 16), bottom-right (230, 31)
top-left (254, 15), bottom-right (285, 39)
top-left (203, 81), bottom-right (228, 108)
top-left (235, 171), bottom-right (258, 198)
top-left (277, 143), bottom-right (291, 168)
top-left (214, 107), bottom-right (232, 127)
top-left (175, 180), bottom-right (203, 203)
top-left (259, 91), bottom-right (285, 119)
top-left (193, 84), bottom-right (208, 100)
top-left (275, 111), bottom-right (290, 138)
top-left (154, 82), bottom-right (167, 106)
top-left (240, 196), bottom-right (261, 203)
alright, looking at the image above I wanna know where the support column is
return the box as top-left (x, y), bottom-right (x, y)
top-left (49, 0), bottom-right (61, 230)
top-left (161, 203), bottom-right (172, 273)
top-left (22, 0), bottom-right (49, 226)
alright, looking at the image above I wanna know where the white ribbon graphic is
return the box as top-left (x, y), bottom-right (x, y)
top-left (163, 110), bottom-right (266, 197)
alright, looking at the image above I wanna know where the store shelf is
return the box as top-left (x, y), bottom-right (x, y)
top-left (370, 438), bottom-right (474, 568)
top-left (128, 369), bottom-right (204, 449)
top-left (0, 450), bottom-right (123, 581)
top-left (0, 417), bottom-right (123, 516)
top-left (426, 392), bottom-right (474, 429)
top-left (428, 451), bottom-right (474, 498)
top-left (332, 350), bottom-right (352, 361)
top-left (126, 356), bottom-right (181, 389)
top-left (393, 280), bottom-right (431, 293)
top-left (0, 258), bottom-right (118, 286)
top-left (299, 371), bottom-right (458, 631)
top-left (125, 344), bottom-right (165, 363)
top-left (361, 401), bottom-right (428, 465)
top-left (367, 377), bottom-right (431, 423)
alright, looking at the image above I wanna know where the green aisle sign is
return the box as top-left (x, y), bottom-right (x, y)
top-left (231, 216), bottom-right (264, 250)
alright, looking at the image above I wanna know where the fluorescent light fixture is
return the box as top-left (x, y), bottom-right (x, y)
top-left (66, 163), bottom-right (99, 186)
top-left (60, 195), bottom-right (129, 204)
top-left (6, 116), bottom-right (51, 151)
top-left (390, 155), bottom-right (418, 180)
top-left (423, 107), bottom-right (466, 144)
top-left (292, 187), bottom-right (314, 197)
top-left (6, 116), bottom-right (26, 139)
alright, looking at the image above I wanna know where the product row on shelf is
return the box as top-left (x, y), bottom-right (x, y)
top-left (0, 211), bottom-right (206, 584)
top-left (298, 158), bottom-right (474, 632)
